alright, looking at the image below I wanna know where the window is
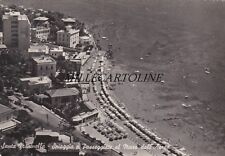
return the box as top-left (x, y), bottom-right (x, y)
top-left (11, 21), bottom-right (18, 24)
top-left (12, 34), bottom-right (18, 37)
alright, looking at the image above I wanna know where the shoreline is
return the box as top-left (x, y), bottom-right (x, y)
top-left (106, 59), bottom-right (225, 156)
top-left (88, 14), bottom-right (225, 156)
top-left (94, 28), bottom-right (224, 156)
top-left (1, 1), bottom-right (225, 156)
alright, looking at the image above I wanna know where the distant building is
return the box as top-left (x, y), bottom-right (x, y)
top-left (31, 55), bottom-right (56, 77)
top-left (0, 32), bottom-right (3, 44)
top-left (62, 18), bottom-right (76, 26)
top-left (69, 59), bottom-right (81, 74)
top-left (71, 52), bottom-right (90, 66)
top-left (84, 101), bottom-right (96, 112)
top-left (0, 104), bottom-right (19, 132)
top-left (49, 46), bottom-right (64, 58)
top-left (33, 17), bottom-right (49, 26)
top-left (33, 94), bottom-right (49, 105)
top-left (57, 26), bottom-right (79, 48)
top-left (3, 11), bottom-right (31, 54)
top-left (28, 44), bottom-right (49, 57)
top-left (80, 83), bottom-right (90, 93)
top-left (31, 17), bottom-right (50, 41)
top-left (0, 104), bottom-right (14, 123)
top-left (35, 130), bottom-right (72, 144)
top-left (72, 110), bottom-right (98, 125)
top-left (31, 27), bottom-right (50, 42)
top-left (79, 35), bottom-right (91, 45)
top-left (45, 88), bottom-right (79, 107)
top-left (20, 76), bottom-right (52, 95)
top-left (33, 130), bottom-right (81, 156)
top-left (0, 44), bottom-right (7, 55)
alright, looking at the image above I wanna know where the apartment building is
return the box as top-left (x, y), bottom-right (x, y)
top-left (31, 17), bottom-right (50, 41)
top-left (31, 55), bottom-right (56, 77)
top-left (3, 11), bottom-right (31, 54)
top-left (56, 26), bottom-right (79, 48)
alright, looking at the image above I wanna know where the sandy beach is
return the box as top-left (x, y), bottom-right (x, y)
top-left (2, 0), bottom-right (225, 155)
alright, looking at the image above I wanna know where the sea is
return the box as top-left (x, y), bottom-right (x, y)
top-left (1, 0), bottom-right (225, 155)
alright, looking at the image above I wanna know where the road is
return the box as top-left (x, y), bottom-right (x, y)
top-left (80, 47), bottom-right (188, 156)
top-left (80, 51), bottom-right (159, 156)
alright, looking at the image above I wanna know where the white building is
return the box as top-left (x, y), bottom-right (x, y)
top-left (31, 27), bottom-right (50, 42)
top-left (35, 130), bottom-right (72, 143)
top-left (31, 55), bottom-right (56, 77)
top-left (57, 26), bottom-right (79, 48)
top-left (49, 46), bottom-right (64, 58)
top-left (62, 18), bottom-right (76, 26)
top-left (31, 17), bottom-right (50, 41)
top-left (0, 104), bottom-right (20, 132)
top-left (20, 76), bottom-right (52, 95)
top-left (73, 52), bottom-right (90, 65)
top-left (79, 35), bottom-right (91, 45)
top-left (28, 44), bottom-right (49, 57)
top-left (3, 11), bottom-right (31, 54)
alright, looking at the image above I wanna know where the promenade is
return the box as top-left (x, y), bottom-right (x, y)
top-left (78, 49), bottom-right (180, 156)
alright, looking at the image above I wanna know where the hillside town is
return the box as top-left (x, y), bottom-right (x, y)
top-left (0, 4), bottom-right (189, 156)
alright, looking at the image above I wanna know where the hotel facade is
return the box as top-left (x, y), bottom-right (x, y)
top-left (56, 26), bottom-right (79, 48)
top-left (31, 17), bottom-right (50, 41)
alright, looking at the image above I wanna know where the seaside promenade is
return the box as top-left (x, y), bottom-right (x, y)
top-left (78, 42), bottom-right (189, 156)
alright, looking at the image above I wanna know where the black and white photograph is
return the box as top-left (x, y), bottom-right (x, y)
top-left (0, 0), bottom-right (224, 156)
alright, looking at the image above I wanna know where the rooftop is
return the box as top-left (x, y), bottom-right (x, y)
top-left (28, 45), bottom-right (49, 53)
top-left (34, 16), bottom-right (49, 21)
top-left (36, 130), bottom-right (59, 137)
top-left (18, 14), bottom-right (29, 21)
top-left (80, 36), bottom-right (90, 40)
top-left (0, 120), bottom-right (17, 132)
top-left (3, 11), bottom-right (20, 17)
top-left (3, 11), bottom-right (29, 22)
top-left (20, 76), bottom-right (52, 85)
top-left (32, 55), bottom-right (56, 64)
top-left (0, 44), bottom-right (7, 49)
top-left (62, 18), bottom-right (76, 23)
top-left (57, 28), bottom-right (79, 35)
top-left (72, 110), bottom-right (98, 122)
top-left (84, 101), bottom-right (96, 111)
top-left (0, 104), bottom-right (13, 114)
top-left (69, 29), bottom-right (79, 34)
top-left (50, 46), bottom-right (63, 52)
top-left (59, 134), bottom-right (71, 143)
top-left (75, 52), bottom-right (86, 60)
top-left (46, 88), bottom-right (79, 98)
top-left (36, 130), bottom-right (71, 144)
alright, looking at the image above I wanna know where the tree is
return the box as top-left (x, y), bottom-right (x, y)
top-left (0, 79), bottom-right (3, 92)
